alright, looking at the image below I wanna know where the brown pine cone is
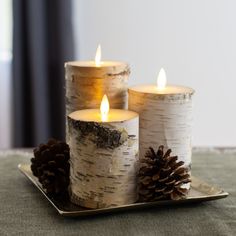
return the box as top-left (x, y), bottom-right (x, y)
top-left (138, 145), bottom-right (191, 202)
top-left (31, 139), bottom-right (70, 195)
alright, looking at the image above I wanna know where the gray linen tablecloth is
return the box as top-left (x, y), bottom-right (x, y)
top-left (0, 149), bottom-right (235, 236)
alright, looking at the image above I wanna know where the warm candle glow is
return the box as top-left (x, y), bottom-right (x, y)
top-left (100, 94), bottom-right (109, 121)
top-left (95, 44), bottom-right (102, 66)
top-left (157, 68), bottom-right (167, 90)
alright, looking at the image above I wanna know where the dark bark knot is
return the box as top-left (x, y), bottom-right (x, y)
top-left (68, 118), bottom-right (127, 149)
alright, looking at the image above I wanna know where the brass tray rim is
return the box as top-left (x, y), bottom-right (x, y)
top-left (18, 164), bottom-right (229, 217)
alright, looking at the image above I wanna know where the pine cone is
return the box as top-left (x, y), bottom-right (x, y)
top-left (138, 145), bottom-right (191, 202)
top-left (31, 139), bottom-right (70, 195)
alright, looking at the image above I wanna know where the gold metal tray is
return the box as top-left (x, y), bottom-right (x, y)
top-left (18, 164), bottom-right (229, 217)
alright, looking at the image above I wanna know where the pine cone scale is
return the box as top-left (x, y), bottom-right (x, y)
top-left (173, 167), bottom-right (186, 175)
top-left (152, 173), bottom-right (160, 181)
top-left (163, 188), bottom-right (173, 195)
top-left (158, 176), bottom-right (169, 183)
top-left (155, 186), bottom-right (166, 192)
top-left (165, 179), bottom-right (175, 185)
top-left (167, 156), bottom-right (178, 166)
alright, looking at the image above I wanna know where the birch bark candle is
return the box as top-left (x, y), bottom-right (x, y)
top-left (128, 68), bottom-right (194, 181)
top-left (65, 45), bottom-right (130, 117)
top-left (67, 95), bottom-right (139, 209)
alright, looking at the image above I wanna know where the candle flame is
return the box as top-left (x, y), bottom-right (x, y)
top-left (157, 68), bottom-right (167, 90)
top-left (95, 44), bottom-right (101, 66)
top-left (100, 94), bottom-right (109, 121)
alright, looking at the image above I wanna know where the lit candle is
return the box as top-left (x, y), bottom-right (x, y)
top-left (128, 68), bottom-right (194, 189)
top-left (100, 94), bottom-right (109, 121)
top-left (95, 44), bottom-right (102, 66)
top-left (65, 45), bottom-right (130, 118)
top-left (67, 95), bottom-right (139, 209)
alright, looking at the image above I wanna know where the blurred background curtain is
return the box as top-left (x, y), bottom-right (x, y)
top-left (12, 0), bottom-right (74, 147)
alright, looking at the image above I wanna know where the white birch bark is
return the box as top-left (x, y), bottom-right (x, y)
top-left (67, 116), bottom-right (139, 209)
top-left (128, 89), bottom-right (194, 186)
top-left (65, 62), bottom-right (130, 117)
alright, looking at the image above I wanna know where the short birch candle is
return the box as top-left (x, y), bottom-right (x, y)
top-left (65, 45), bottom-right (130, 117)
top-left (128, 68), bottom-right (194, 180)
top-left (67, 95), bottom-right (139, 209)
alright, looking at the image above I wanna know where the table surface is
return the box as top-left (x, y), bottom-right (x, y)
top-left (0, 148), bottom-right (235, 236)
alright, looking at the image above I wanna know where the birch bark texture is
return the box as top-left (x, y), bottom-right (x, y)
top-left (128, 86), bottom-right (194, 173)
top-left (65, 62), bottom-right (130, 117)
top-left (67, 110), bottom-right (139, 209)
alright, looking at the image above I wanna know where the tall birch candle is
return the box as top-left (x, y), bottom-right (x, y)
top-left (65, 45), bottom-right (130, 117)
top-left (67, 95), bottom-right (139, 209)
top-left (128, 68), bottom-right (194, 183)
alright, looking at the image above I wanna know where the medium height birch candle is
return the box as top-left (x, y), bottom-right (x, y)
top-left (128, 68), bottom-right (194, 179)
top-left (68, 95), bottom-right (139, 209)
top-left (65, 45), bottom-right (130, 117)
